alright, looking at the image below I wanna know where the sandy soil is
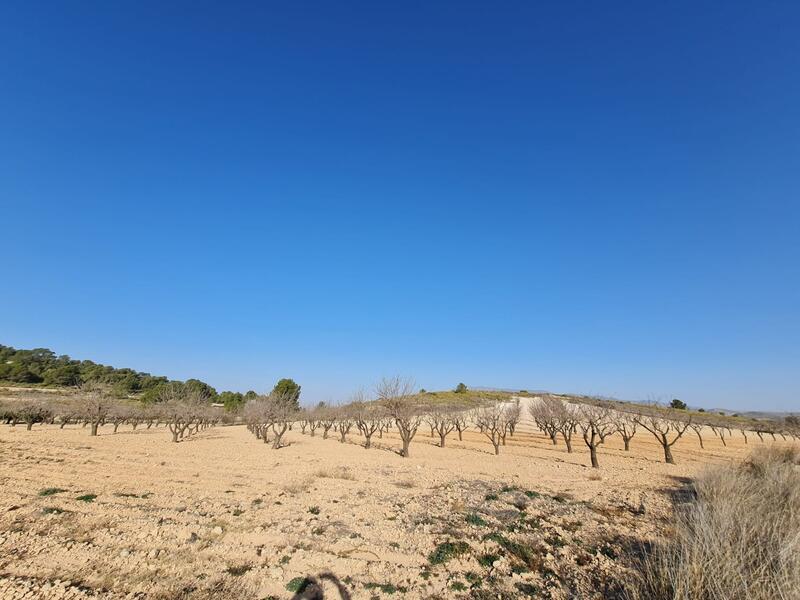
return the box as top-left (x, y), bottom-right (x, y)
top-left (0, 400), bottom-right (782, 599)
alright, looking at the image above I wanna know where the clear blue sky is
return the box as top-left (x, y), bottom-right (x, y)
top-left (1, 2), bottom-right (798, 410)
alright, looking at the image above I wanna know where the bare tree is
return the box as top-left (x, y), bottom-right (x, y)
top-left (157, 384), bottom-right (211, 442)
top-left (615, 414), bottom-right (638, 451)
top-left (452, 410), bottom-right (468, 441)
top-left (550, 398), bottom-right (578, 453)
top-left (352, 391), bottom-right (382, 449)
top-left (297, 409), bottom-right (312, 434)
top-left (635, 407), bottom-right (691, 464)
top-left (425, 404), bottom-right (457, 448)
top-left (79, 385), bottom-right (114, 436)
top-left (16, 397), bottom-right (52, 431)
top-left (709, 421), bottom-right (730, 447)
top-left (377, 376), bottom-right (420, 458)
top-left (318, 405), bottom-right (337, 440)
top-left (577, 404), bottom-right (615, 468)
top-left (336, 404), bottom-right (355, 443)
top-left (529, 396), bottom-right (560, 445)
top-left (474, 401), bottom-right (506, 454)
top-left (689, 422), bottom-right (706, 449)
top-left (504, 399), bottom-right (522, 438)
top-left (244, 391), bottom-right (297, 449)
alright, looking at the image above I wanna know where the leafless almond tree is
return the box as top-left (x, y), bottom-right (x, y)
top-left (377, 376), bottom-right (420, 458)
top-left (452, 410), bottom-right (469, 441)
top-left (318, 405), bottom-right (337, 439)
top-left (336, 404), bottom-right (355, 443)
top-left (577, 404), bottom-right (615, 468)
top-left (615, 414), bottom-right (638, 451)
top-left (529, 395), bottom-right (560, 445)
top-left (689, 422), bottom-right (706, 449)
top-left (425, 404), bottom-right (457, 448)
top-left (13, 397), bottom-right (52, 431)
top-left (635, 406), bottom-right (691, 464)
top-left (474, 401), bottom-right (506, 455)
top-left (244, 391), bottom-right (297, 449)
top-left (504, 399), bottom-right (522, 438)
top-left (79, 385), bottom-right (114, 436)
top-left (352, 391), bottom-right (382, 449)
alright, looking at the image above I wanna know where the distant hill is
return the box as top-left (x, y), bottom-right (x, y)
top-left (0, 344), bottom-right (217, 401)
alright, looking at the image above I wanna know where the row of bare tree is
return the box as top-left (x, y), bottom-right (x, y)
top-left (0, 384), bottom-right (225, 441)
top-left (4, 379), bottom-right (797, 467)
top-left (241, 378), bottom-right (799, 468)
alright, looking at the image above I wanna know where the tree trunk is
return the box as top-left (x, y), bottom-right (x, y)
top-left (492, 440), bottom-right (500, 455)
top-left (364, 434), bottom-right (372, 449)
top-left (26, 422), bottom-right (33, 431)
top-left (589, 445), bottom-right (599, 468)
top-left (550, 432), bottom-right (558, 445)
top-left (91, 422), bottom-right (99, 436)
top-left (663, 443), bottom-right (675, 464)
top-left (562, 432), bottom-right (572, 453)
top-left (623, 437), bottom-right (630, 451)
top-left (272, 425), bottom-right (287, 449)
top-left (113, 423), bottom-right (120, 433)
top-left (439, 433), bottom-right (446, 447)
top-left (457, 428), bottom-right (463, 441)
top-left (401, 437), bottom-right (411, 458)
top-left (339, 430), bottom-right (347, 443)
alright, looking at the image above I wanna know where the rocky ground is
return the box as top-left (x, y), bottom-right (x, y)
top-left (0, 407), bottom-right (764, 599)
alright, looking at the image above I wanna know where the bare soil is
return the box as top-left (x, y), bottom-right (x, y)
top-left (0, 404), bottom-right (774, 599)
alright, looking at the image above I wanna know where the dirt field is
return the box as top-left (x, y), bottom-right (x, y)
top-left (0, 401), bottom-right (781, 599)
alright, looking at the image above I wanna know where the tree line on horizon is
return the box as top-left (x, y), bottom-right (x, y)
top-left (0, 344), bottom-right (301, 412)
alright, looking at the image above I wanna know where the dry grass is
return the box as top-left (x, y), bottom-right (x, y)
top-left (314, 466), bottom-right (356, 480)
top-left (281, 477), bottom-right (314, 494)
top-left (630, 445), bottom-right (800, 600)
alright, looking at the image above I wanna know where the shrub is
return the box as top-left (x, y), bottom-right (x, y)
top-left (630, 446), bottom-right (800, 600)
top-left (286, 577), bottom-right (310, 593)
top-left (428, 541), bottom-right (470, 565)
top-left (466, 513), bottom-right (488, 527)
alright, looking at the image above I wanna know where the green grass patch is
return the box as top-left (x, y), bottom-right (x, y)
top-left (286, 577), bottom-right (311, 593)
top-left (76, 494), bottom-right (97, 503)
top-left (450, 581), bottom-right (467, 591)
top-left (308, 506), bottom-right (320, 515)
top-left (41, 506), bottom-right (66, 515)
top-left (466, 512), bottom-right (488, 526)
top-left (482, 532), bottom-right (542, 569)
top-left (464, 571), bottom-right (482, 587)
top-left (38, 487), bottom-right (67, 497)
top-left (428, 541), bottom-right (470, 565)
top-left (478, 553), bottom-right (500, 568)
top-left (364, 582), bottom-right (403, 594)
